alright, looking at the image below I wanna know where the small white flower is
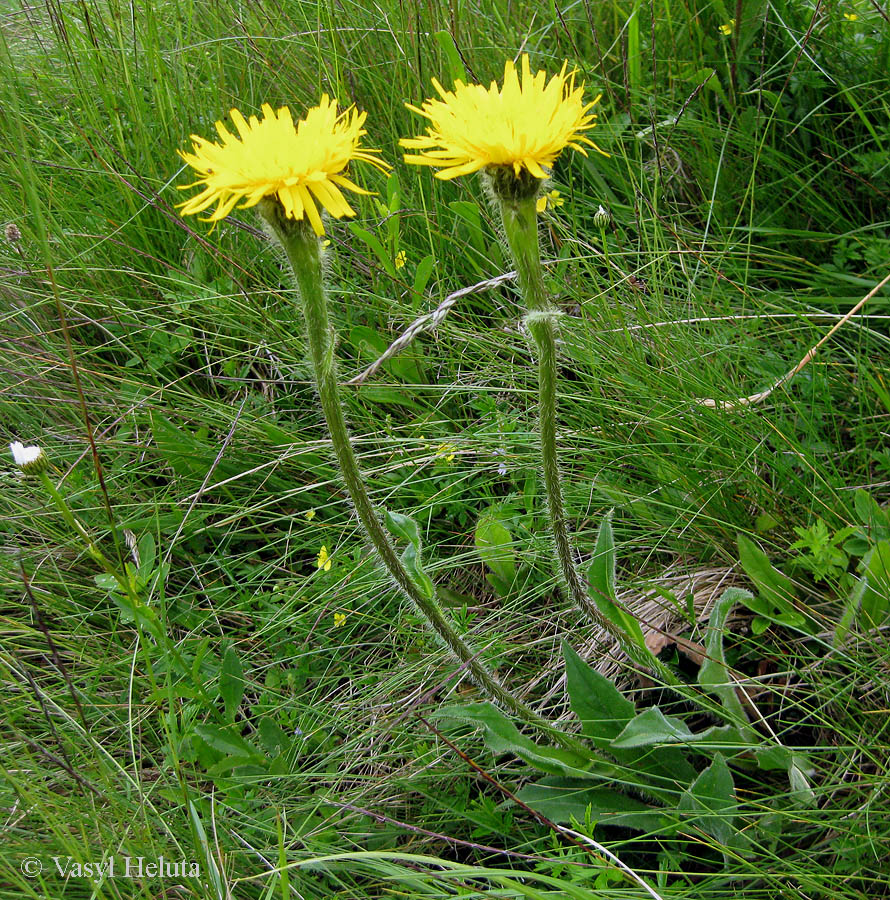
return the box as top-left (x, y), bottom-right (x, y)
top-left (10, 441), bottom-right (48, 474)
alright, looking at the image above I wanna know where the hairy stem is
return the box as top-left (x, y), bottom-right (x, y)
top-left (259, 200), bottom-right (578, 748)
top-left (496, 190), bottom-right (626, 643)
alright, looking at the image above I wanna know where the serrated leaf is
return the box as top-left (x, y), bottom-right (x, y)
top-left (257, 718), bottom-right (290, 757)
top-left (219, 645), bottom-right (244, 722)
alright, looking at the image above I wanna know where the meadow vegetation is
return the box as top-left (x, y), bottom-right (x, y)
top-left (1, 0), bottom-right (889, 897)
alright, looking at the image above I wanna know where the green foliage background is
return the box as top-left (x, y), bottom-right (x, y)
top-left (1, 0), bottom-right (888, 896)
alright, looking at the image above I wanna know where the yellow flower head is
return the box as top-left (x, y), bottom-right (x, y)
top-left (400, 55), bottom-right (606, 181)
top-left (317, 545), bottom-right (332, 571)
top-left (178, 97), bottom-right (389, 235)
top-left (395, 249), bottom-right (407, 269)
top-left (333, 612), bottom-right (348, 628)
top-left (719, 20), bottom-right (735, 34)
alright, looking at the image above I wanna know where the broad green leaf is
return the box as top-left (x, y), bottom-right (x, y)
top-left (136, 532), bottom-right (156, 576)
top-left (219, 645), bottom-right (244, 722)
top-left (474, 510), bottom-right (516, 587)
top-left (854, 489), bottom-right (890, 540)
top-left (612, 707), bottom-right (695, 749)
top-left (698, 587), bottom-right (752, 724)
top-left (788, 754), bottom-right (817, 807)
top-left (193, 724), bottom-right (261, 761)
top-left (563, 643), bottom-right (635, 746)
top-left (585, 511), bottom-right (649, 654)
top-left (436, 703), bottom-right (593, 777)
top-left (678, 754), bottom-right (739, 847)
top-left (412, 253), bottom-right (436, 298)
top-left (517, 778), bottom-right (668, 831)
top-left (257, 718), bottom-right (290, 757)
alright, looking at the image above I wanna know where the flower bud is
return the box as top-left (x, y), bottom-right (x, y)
top-left (593, 204), bottom-right (611, 229)
top-left (10, 441), bottom-right (48, 475)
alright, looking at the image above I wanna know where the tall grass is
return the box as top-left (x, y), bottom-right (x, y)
top-left (1, 0), bottom-right (888, 897)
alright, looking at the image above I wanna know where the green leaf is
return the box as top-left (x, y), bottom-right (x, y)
top-left (193, 725), bottom-right (261, 761)
top-left (517, 778), bottom-right (667, 830)
top-left (698, 587), bottom-right (752, 724)
top-left (384, 511), bottom-right (434, 599)
top-left (474, 509), bottom-right (516, 588)
top-left (348, 222), bottom-right (394, 277)
top-left (860, 539), bottom-right (890, 626)
top-left (678, 754), bottom-right (739, 847)
top-left (94, 573), bottom-right (122, 593)
top-left (585, 511), bottom-right (649, 653)
top-left (219, 645), bottom-right (244, 722)
top-left (436, 702), bottom-right (593, 777)
top-left (385, 510), bottom-right (421, 550)
top-left (854, 490), bottom-right (890, 540)
top-left (401, 541), bottom-right (435, 600)
top-left (412, 253), bottom-right (435, 298)
top-left (257, 718), bottom-right (290, 757)
top-left (737, 534), bottom-right (798, 615)
top-left (611, 707), bottom-right (695, 749)
top-left (434, 30), bottom-right (466, 87)
top-left (563, 643), bottom-right (635, 747)
top-left (136, 532), bottom-right (156, 576)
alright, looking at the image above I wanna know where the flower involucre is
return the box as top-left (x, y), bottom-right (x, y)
top-left (401, 55), bottom-right (606, 180)
top-left (178, 97), bottom-right (388, 235)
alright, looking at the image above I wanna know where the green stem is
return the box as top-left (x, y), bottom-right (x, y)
top-left (259, 200), bottom-right (577, 749)
top-left (38, 470), bottom-right (126, 592)
top-left (496, 191), bottom-right (627, 644)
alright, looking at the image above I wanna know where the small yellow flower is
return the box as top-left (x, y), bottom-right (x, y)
top-left (843, 11), bottom-right (858, 19)
top-left (333, 612), bottom-right (347, 627)
top-left (401, 55), bottom-right (606, 181)
top-left (536, 189), bottom-right (563, 213)
top-left (178, 97), bottom-right (389, 234)
top-left (719, 19), bottom-right (735, 35)
top-left (305, 509), bottom-right (316, 521)
top-left (395, 249), bottom-right (407, 269)
top-left (436, 442), bottom-right (457, 463)
top-left (316, 545), bottom-right (332, 571)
